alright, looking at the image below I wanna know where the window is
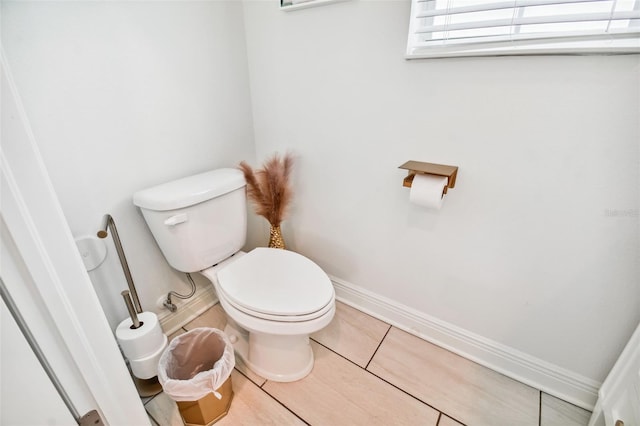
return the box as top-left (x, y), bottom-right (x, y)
top-left (406, 0), bottom-right (640, 58)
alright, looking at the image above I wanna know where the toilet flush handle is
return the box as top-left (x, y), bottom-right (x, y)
top-left (164, 213), bottom-right (187, 226)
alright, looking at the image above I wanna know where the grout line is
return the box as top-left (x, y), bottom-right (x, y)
top-left (538, 390), bottom-right (542, 426)
top-left (439, 413), bottom-right (468, 426)
top-left (233, 366), bottom-right (266, 388)
top-left (145, 408), bottom-right (161, 426)
top-left (310, 338), bottom-right (368, 370)
top-left (436, 411), bottom-right (442, 425)
top-left (254, 382), bottom-right (310, 425)
top-left (365, 362), bottom-right (467, 425)
top-left (233, 366), bottom-right (253, 382)
top-left (263, 390), bottom-right (311, 426)
top-left (142, 397), bottom-right (151, 406)
top-left (231, 366), bottom-right (309, 424)
top-left (310, 337), bottom-right (456, 421)
top-left (364, 323), bottom-right (392, 370)
top-left (143, 392), bottom-right (160, 406)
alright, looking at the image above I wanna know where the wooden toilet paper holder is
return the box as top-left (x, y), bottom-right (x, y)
top-left (398, 161), bottom-right (458, 194)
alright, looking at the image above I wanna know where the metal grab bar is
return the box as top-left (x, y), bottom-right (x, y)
top-left (0, 276), bottom-right (81, 421)
top-left (1, 277), bottom-right (106, 425)
top-left (97, 214), bottom-right (142, 314)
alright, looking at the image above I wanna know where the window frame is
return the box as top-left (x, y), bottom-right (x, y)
top-left (406, 0), bottom-right (640, 59)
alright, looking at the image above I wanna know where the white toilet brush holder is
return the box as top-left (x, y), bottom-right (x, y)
top-left (116, 310), bottom-right (167, 380)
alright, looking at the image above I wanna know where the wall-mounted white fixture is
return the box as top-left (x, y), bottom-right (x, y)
top-left (75, 235), bottom-right (107, 271)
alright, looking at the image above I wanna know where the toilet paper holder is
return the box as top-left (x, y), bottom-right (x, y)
top-left (398, 161), bottom-right (458, 194)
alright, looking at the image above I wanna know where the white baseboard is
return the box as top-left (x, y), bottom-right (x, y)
top-left (157, 285), bottom-right (219, 335)
top-left (330, 275), bottom-right (600, 411)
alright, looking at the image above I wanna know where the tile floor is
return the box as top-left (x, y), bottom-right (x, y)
top-left (145, 302), bottom-right (592, 426)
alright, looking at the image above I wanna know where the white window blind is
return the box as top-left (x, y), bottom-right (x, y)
top-left (406, 0), bottom-right (640, 58)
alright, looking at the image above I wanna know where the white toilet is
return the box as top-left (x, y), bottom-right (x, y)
top-left (133, 168), bottom-right (335, 382)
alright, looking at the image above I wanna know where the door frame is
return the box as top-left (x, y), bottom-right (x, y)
top-left (1, 51), bottom-right (148, 425)
top-left (588, 321), bottom-right (640, 426)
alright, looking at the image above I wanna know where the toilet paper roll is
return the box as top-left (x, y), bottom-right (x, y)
top-left (116, 311), bottom-right (165, 360)
top-left (129, 334), bottom-right (168, 380)
top-left (409, 174), bottom-right (448, 210)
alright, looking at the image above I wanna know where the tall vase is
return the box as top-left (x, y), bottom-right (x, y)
top-left (268, 224), bottom-right (286, 249)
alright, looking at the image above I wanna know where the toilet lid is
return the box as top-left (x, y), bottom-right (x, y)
top-left (216, 248), bottom-right (334, 317)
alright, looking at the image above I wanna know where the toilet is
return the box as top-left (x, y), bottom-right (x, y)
top-left (133, 168), bottom-right (335, 382)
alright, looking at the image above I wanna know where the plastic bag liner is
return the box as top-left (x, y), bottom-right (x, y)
top-left (158, 327), bottom-right (235, 401)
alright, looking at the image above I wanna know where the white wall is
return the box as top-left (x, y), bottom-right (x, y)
top-left (242, 0), bottom-right (640, 388)
top-left (2, 1), bottom-right (257, 327)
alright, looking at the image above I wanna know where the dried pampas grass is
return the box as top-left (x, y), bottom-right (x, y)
top-left (238, 153), bottom-right (294, 226)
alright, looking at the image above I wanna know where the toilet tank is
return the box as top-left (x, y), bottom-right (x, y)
top-left (133, 168), bottom-right (247, 273)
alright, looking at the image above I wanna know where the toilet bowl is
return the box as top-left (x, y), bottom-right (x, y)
top-left (132, 168), bottom-right (335, 382)
top-left (201, 248), bottom-right (335, 382)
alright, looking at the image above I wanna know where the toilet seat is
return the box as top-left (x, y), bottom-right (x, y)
top-left (215, 248), bottom-right (334, 323)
